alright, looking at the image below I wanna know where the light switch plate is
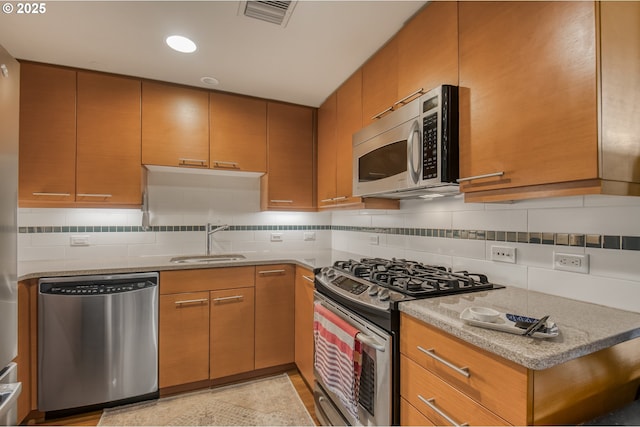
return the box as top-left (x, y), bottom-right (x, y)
top-left (270, 233), bottom-right (283, 242)
top-left (491, 245), bottom-right (516, 263)
top-left (303, 232), bottom-right (316, 241)
top-left (70, 235), bottom-right (90, 246)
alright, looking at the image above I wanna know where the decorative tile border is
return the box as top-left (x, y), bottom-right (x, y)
top-left (17, 224), bottom-right (639, 251)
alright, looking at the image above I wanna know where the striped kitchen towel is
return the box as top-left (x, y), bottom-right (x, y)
top-left (313, 302), bottom-right (362, 421)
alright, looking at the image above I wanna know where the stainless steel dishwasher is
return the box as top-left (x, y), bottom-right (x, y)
top-left (38, 272), bottom-right (159, 415)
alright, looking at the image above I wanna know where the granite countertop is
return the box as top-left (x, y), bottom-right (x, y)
top-left (17, 249), bottom-right (359, 281)
top-left (400, 286), bottom-right (640, 370)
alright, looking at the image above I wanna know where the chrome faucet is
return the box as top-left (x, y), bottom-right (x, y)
top-left (206, 223), bottom-right (229, 255)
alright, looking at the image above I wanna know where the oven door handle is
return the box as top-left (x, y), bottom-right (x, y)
top-left (357, 332), bottom-right (385, 352)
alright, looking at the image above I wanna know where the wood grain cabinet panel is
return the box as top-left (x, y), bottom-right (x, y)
top-left (362, 38), bottom-right (398, 126)
top-left (159, 292), bottom-right (210, 388)
top-left (210, 92), bottom-right (267, 173)
top-left (160, 267), bottom-right (255, 295)
top-left (401, 398), bottom-right (436, 427)
top-left (255, 264), bottom-right (295, 369)
top-left (294, 267), bottom-right (315, 386)
top-left (18, 62), bottom-right (76, 206)
top-left (210, 287), bottom-right (255, 379)
top-left (262, 102), bottom-right (315, 211)
top-left (458, 1), bottom-right (598, 198)
top-left (396, 1), bottom-right (459, 96)
top-left (76, 71), bottom-right (142, 206)
top-left (317, 92), bottom-right (338, 207)
top-left (142, 81), bottom-right (209, 168)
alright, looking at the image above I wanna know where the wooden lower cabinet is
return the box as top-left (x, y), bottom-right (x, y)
top-left (159, 292), bottom-right (210, 388)
top-left (294, 266), bottom-right (315, 386)
top-left (400, 398), bottom-right (436, 427)
top-left (255, 264), bottom-right (295, 369)
top-left (210, 287), bottom-right (255, 379)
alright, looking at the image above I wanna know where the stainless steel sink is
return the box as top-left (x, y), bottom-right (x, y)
top-left (170, 254), bottom-right (246, 264)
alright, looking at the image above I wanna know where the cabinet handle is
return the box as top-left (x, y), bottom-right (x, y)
top-left (212, 160), bottom-right (239, 169)
top-left (270, 200), bottom-right (293, 204)
top-left (334, 196), bottom-right (348, 202)
top-left (77, 193), bottom-right (113, 198)
top-left (371, 106), bottom-right (394, 120)
top-left (302, 275), bottom-right (314, 283)
top-left (320, 198), bottom-right (335, 203)
top-left (32, 192), bottom-right (71, 197)
top-left (393, 88), bottom-right (424, 108)
top-left (178, 158), bottom-right (208, 167)
top-left (174, 298), bottom-right (208, 306)
top-left (417, 395), bottom-right (468, 427)
top-left (417, 346), bottom-right (470, 378)
top-left (456, 171), bottom-right (504, 183)
top-left (212, 295), bottom-right (243, 303)
top-left (258, 269), bottom-right (286, 275)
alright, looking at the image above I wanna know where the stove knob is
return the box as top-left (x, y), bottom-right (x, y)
top-left (367, 285), bottom-right (379, 296)
top-left (378, 289), bottom-right (390, 301)
top-left (326, 268), bottom-right (337, 280)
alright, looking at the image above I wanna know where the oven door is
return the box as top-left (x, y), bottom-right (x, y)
top-left (313, 292), bottom-right (392, 426)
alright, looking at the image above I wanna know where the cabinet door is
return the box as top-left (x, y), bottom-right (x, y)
top-left (317, 92), bottom-right (338, 207)
top-left (159, 292), bottom-right (210, 388)
top-left (210, 287), bottom-right (255, 379)
top-left (362, 38), bottom-right (398, 126)
top-left (397, 1), bottom-right (459, 96)
top-left (76, 71), bottom-right (141, 206)
top-left (458, 1), bottom-right (598, 194)
top-left (263, 102), bottom-right (315, 210)
top-left (336, 70), bottom-right (363, 204)
top-left (18, 63), bottom-right (76, 206)
top-left (294, 267), bottom-right (315, 386)
top-left (255, 265), bottom-right (295, 369)
top-left (142, 81), bottom-right (209, 168)
top-left (210, 92), bottom-right (267, 173)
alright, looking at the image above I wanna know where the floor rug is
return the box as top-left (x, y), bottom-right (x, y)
top-left (98, 374), bottom-right (315, 426)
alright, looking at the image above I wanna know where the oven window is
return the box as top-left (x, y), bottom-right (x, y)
top-left (358, 140), bottom-right (407, 182)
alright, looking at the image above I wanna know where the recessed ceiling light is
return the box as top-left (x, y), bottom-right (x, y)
top-left (166, 35), bottom-right (197, 53)
top-left (200, 76), bottom-right (219, 86)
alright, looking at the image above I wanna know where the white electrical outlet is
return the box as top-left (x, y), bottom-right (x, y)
top-left (270, 232), bottom-right (283, 242)
top-left (491, 245), bottom-right (516, 263)
top-left (303, 232), bottom-right (316, 241)
top-left (370, 235), bottom-right (379, 245)
top-left (70, 235), bottom-right (90, 246)
top-left (554, 252), bottom-right (589, 274)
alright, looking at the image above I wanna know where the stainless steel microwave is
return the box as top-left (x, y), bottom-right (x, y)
top-left (352, 85), bottom-right (460, 199)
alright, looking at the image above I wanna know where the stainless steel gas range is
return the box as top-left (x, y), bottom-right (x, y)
top-left (313, 257), bottom-right (504, 426)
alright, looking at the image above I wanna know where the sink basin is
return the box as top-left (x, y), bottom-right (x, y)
top-left (170, 254), bottom-right (246, 264)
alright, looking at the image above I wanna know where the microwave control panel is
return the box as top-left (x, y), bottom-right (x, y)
top-left (422, 112), bottom-right (438, 179)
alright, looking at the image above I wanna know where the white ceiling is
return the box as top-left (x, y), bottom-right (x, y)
top-left (0, 1), bottom-right (427, 107)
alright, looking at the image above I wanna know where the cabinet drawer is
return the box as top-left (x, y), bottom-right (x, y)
top-left (160, 267), bottom-right (255, 294)
top-left (401, 397), bottom-right (436, 426)
top-left (401, 355), bottom-right (509, 426)
top-left (400, 313), bottom-right (528, 425)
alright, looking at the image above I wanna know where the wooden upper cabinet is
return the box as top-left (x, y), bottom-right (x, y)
top-left (458, 1), bottom-right (598, 199)
top-left (362, 38), bottom-right (398, 126)
top-left (336, 70), bottom-right (363, 204)
top-left (317, 92), bottom-right (338, 207)
top-left (396, 1), bottom-right (459, 96)
top-left (210, 92), bottom-right (267, 173)
top-left (262, 102), bottom-right (315, 211)
top-left (19, 62), bottom-right (76, 206)
top-left (141, 81), bottom-right (209, 168)
top-left (76, 71), bottom-right (142, 206)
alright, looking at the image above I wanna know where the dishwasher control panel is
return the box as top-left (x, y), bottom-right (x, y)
top-left (39, 272), bottom-right (159, 296)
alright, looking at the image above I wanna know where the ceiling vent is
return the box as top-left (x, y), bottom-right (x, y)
top-left (239, 1), bottom-right (297, 27)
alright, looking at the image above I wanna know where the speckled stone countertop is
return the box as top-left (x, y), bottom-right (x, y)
top-left (400, 286), bottom-right (640, 370)
top-left (17, 249), bottom-right (359, 281)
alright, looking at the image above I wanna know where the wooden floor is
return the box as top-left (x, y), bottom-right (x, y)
top-left (28, 370), bottom-right (319, 426)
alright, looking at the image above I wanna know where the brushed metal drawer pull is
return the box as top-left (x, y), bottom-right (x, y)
top-left (77, 193), bottom-right (113, 198)
top-left (32, 192), bottom-right (71, 197)
top-left (371, 106), bottom-right (394, 120)
top-left (212, 295), bottom-right (243, 302)
top-left (417, 346), bottom-right (470, 378)
top-left (178, 158), bottom-right (208, 167)
top-left (418, 395), bottom-right (468, 427)
top-left (320, 198), bottom-right (334, 203)
top-left (302, 275), bottom-right (314, 283)
top-left (270, 199), bottom-right (293, 203)
top-left (258, 269), bottom-right (286, 275)
top-left (456, 171), bottom-right (504, 183)
top-left (212, 160), bottom-right (240, 169)
top-left (333, 196), bottom-right (348, 202)
top-left (174, 298), bottom-right (208, 306)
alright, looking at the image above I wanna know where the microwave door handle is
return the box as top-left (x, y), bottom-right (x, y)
top-left (407, 120), bottom-right (421, 184)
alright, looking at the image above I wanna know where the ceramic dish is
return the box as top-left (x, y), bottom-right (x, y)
top-left (460, 307), bottom-right (560, 338)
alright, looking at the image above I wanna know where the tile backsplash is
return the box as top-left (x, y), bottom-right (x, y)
top-left (17, 171), bottom-right (640, 313)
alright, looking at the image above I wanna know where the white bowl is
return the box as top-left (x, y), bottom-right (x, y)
top-left (469, 306), bottom-right (500, 323)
